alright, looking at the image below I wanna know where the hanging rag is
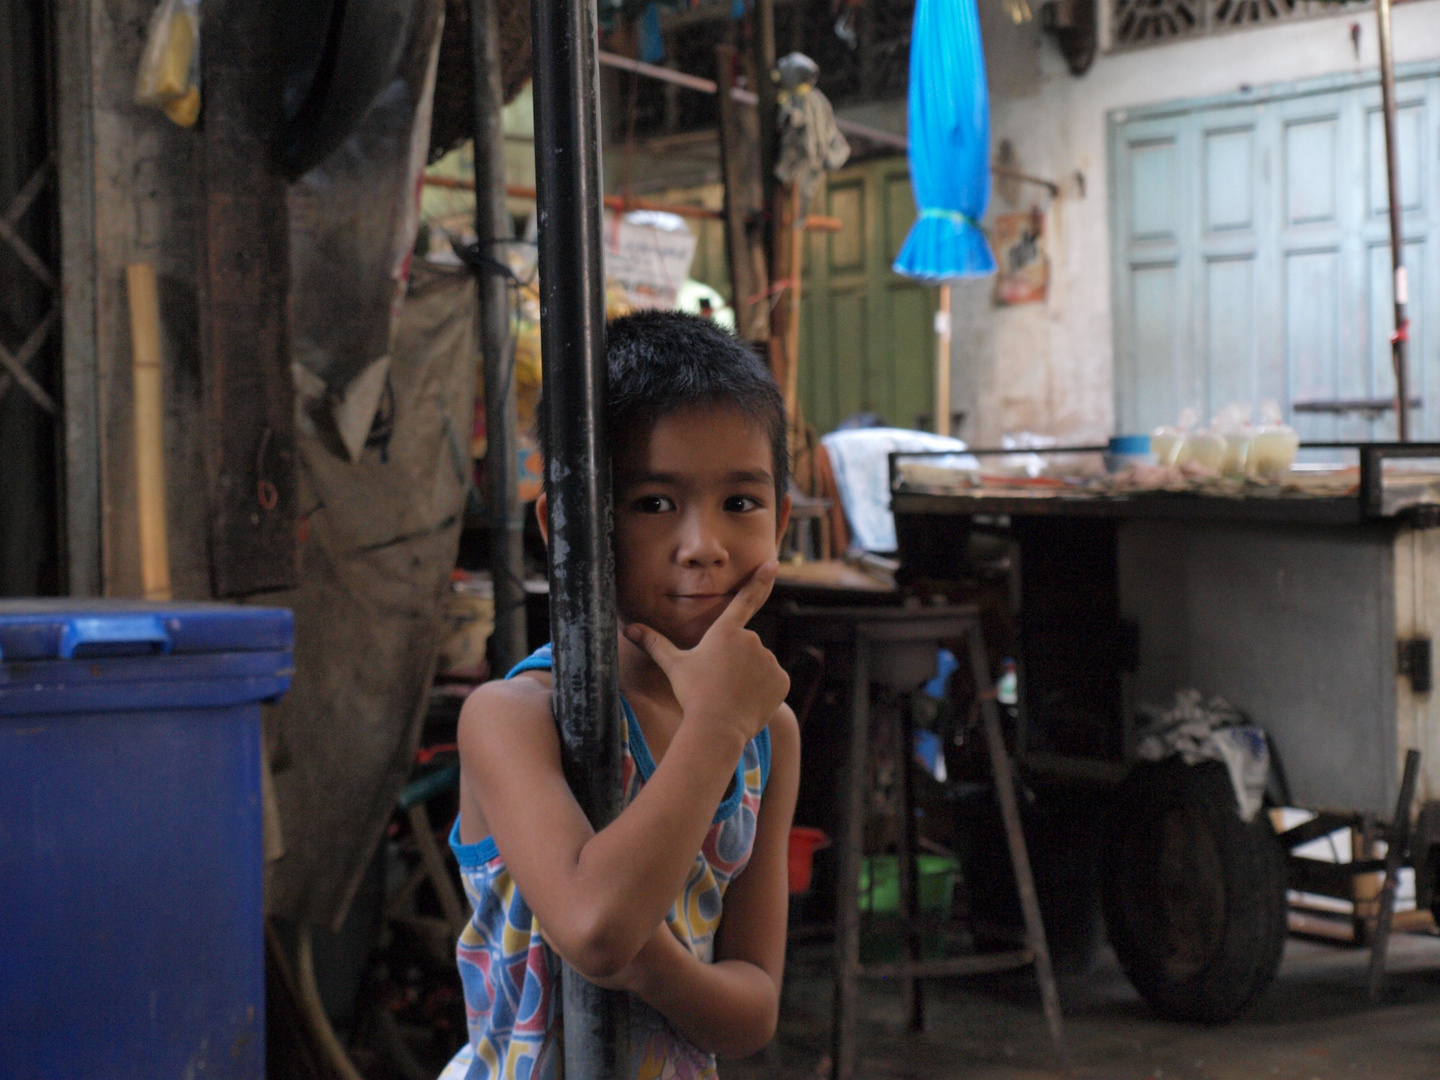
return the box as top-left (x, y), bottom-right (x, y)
top-left (1134, 689), bottom-right (1271, 822)
top-left (774, 52), bottom-right (850, 219)
top-left (820, 427), bottom-right (978, 552)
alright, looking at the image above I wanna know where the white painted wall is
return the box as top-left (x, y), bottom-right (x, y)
top-left (957, 0), bottom-right (1440, 447)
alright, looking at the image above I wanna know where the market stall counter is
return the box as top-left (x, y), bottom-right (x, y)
top-left (889, 442), bottom-right (1440, 1022)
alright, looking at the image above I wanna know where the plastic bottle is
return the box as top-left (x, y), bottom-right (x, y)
top-left (1151, 407), bottom-right (1198, 467)
top-left (1250, 400), bottom-right (1299, 479)
top-left (1213, 403), bottom-right (1253, 476)
top-left (997, 658), bottom-right (1018, 706)
top-left (1177, 429), bottom-right (1225, 473)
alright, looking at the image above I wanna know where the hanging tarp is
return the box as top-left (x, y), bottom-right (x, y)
top-left (263, 0), bottom-right (459, 931)
top-left (264, 259), bottom-right (474, 930)
top-left (892, 0), bottom-right (996, 281)
top-left (287, 0), bottom-right (442, 459)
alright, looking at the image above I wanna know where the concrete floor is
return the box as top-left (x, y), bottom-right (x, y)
top-left (732, 932), bottom-right (1440, 1080)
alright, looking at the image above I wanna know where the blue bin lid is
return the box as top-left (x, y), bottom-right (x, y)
top-left (0, 600), bottom-right (292, 661)
top-left (0, 602), bottom-right (293, 715)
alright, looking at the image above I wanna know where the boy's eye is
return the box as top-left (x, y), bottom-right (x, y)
top-left (724, 495), bottom-right (763, 513)
top-left (634, 495), bottom-right (676, 513)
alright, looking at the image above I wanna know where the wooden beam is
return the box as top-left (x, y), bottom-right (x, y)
top-left (752, 0), bottom-right (780, 268)
top-left (199, 0), bottom-right (297, 597)
top-left (593, 51), bottom-right (1069, 188)
top-left (55, 0), bottom-right (102, 595)
top-left (425, 175), bottom-right (840, 230)
top-left (126, 264), bottom-right (172, 601)
top-left (716, 44), bottom-right (770, 343)
top-left (781, 183), bottom-right (804, 444)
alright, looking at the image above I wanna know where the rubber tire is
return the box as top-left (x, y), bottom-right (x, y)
top-left (1100, 759), bottom-right (1288, 1023)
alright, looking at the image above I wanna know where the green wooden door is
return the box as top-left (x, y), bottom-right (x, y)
top-left (800, 157), bottom-right (936, 435)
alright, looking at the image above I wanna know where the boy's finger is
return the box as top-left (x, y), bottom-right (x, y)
top-left (715, 560), bottom-right (778, 630)
top-left (624, 622), bottom-right (682, 670)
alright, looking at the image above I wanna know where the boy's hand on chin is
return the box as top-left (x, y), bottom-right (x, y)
top-left (624, 560), bottom-right (789, 744)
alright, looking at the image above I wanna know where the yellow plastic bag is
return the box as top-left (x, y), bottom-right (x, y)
top-left (135, 0), bottom-right (201, 128)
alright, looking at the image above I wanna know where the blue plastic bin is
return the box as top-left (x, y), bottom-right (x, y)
top-left (0, 600), bottom-right (293, 1080)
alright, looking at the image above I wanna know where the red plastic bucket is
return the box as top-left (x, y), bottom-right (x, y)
top-left (787, 826), bottom-right (831, 894)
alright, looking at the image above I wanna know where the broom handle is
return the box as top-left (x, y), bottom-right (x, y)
top-left (126, 263), bottom-right (172, 602)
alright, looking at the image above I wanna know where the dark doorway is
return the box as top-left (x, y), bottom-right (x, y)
top-left (0, 0), bottom-right (62, 595)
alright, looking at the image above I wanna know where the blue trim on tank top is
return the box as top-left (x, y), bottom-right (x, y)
top-left (452, 643), bottom-right (769, 865)
top-left (450, 818), bottom-right (499, 866)
top-left (506, 643), bottom-right (762, 817)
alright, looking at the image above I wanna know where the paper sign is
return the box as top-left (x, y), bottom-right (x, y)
top-left (604, 216), bottom-right (698, 311)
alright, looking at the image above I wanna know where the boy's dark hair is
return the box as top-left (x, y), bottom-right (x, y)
top-left (538, 309), bottom-right (790, 500)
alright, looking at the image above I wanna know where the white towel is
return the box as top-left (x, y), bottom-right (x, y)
top-left (820, 427), bottom-right (978, 552)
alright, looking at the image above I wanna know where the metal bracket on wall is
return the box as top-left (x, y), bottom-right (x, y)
top-left (1398, 637), bottom-right (1432, 694)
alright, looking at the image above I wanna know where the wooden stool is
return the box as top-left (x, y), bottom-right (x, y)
top-left (784, 494), bottom-right (833, 561)
top-left (775, 604), bottom-right (1068, 1080)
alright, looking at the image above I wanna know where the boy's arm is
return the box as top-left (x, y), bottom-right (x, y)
top-left (459, 564), bottom-right (789, 982)
top-left (611, 703), bottom-right (801, 1058)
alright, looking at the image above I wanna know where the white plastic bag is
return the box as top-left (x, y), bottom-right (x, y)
top-left (1134, 690), bottom-right (1271, 821)
top-left (135, 0), bottom-right (201, 127)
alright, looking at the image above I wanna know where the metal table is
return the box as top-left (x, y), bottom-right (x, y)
top-left (888, 442), bottom-right (1440, 1010)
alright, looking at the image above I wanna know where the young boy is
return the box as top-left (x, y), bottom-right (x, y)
top-left (447, 310), bottom-right (801, 1080)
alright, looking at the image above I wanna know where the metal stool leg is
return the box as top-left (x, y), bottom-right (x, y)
top-left (1368, 748), bottom-right (1421, 1000)
top-left (965, 628), bottom-right (1069, 1069)
top-left (832, 638), bottom-right (869, 1080)
top-left (897, 691), bottom-right (924, 1032)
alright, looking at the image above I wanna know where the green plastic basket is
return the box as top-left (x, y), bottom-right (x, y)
top-left (858, 854), bottom-right (957, 915)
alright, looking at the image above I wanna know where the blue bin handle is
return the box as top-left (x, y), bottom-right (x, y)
top-left (58, 615), bottom-right (174, 658)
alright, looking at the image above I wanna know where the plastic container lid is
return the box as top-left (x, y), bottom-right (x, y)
top-left (0, 600), bottom-right (292, 661)
top-left (1108, 434), bottom-right (1152, 455)
top-left (0, 601), bottom-right (293, 716)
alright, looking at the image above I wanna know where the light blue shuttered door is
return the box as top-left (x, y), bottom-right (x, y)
top-left (1111, 64), bottom-right (1440, 439)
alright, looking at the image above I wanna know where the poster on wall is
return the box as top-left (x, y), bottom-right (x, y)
top-left (991, 209), bottom-right (1048, 306)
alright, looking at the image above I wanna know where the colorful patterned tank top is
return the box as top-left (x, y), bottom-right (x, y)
top-left (448, 645), bottom-right (771, 1080)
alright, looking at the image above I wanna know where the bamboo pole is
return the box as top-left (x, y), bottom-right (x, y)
top-left (934, 286), bottom-right (952, 436)
top-left (126, 263), bottom-right (171, 601)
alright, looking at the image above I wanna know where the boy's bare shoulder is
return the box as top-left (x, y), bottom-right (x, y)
top-left (459, 672), bottom-right (556, 749)
top-left (768, 701), bottom-right (800, 756)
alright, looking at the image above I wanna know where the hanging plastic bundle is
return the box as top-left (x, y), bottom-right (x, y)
top-left (135, 0), bottom-right (201, 128)
top-left (773, 53), bottom-right (851, 219)
top-left (892, 0), bottom-right (996, 281)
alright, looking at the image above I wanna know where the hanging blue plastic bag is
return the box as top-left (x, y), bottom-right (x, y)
top-left (893, 0), bottom-right (996, 281)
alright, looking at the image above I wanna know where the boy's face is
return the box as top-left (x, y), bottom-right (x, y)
top-left (611, 405), bottom-right (790, 651)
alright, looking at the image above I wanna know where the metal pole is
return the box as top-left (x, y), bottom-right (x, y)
top-left (1368, 748), bottom-right (1421, 999)
top-left (831, 632), bottom-right (869, 1080)
top-left (470, 0), bottom-right (527, 674)
top-left (1377, 0), bottom-right (1411, 441)
top-left (530, 0), bottom-right (629, 1075)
